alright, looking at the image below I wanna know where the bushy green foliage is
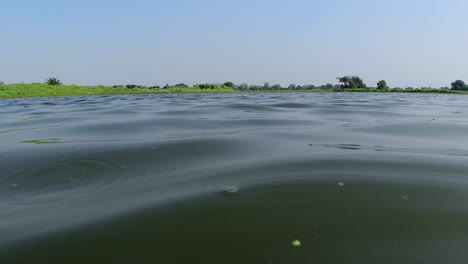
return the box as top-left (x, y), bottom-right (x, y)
top-left (196, 83), bottom-right (218, 89)
top-left (46, 77), bottom-right (62, 86)
top-left (337, 76), bottom-right (366, 89)
top-left (237, 83), bottom-right (248, 90)
top-left (248, 84), bottom-right (262, 90)
top-left (223, 82), bottom-right (234, 88)
top-left (451, 80), bottom-right (468, 90)
top-left (377, 80), bottom-right (388, 89)
top-left (174, 83), bottom-right (189, 88)
top-left (270, 84), bottom-right (282, 90)
top-left (194, 83), bottom-right (235, 90)
top-left (302, 85), bottom-right (315, 90)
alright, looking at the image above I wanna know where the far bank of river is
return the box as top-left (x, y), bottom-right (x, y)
top-left (1, 83), bottom-right (467, 99)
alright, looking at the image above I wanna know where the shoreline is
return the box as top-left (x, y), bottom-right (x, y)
top-left (1, 84), bottom-right (467, 99)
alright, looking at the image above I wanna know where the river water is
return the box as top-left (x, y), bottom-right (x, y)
top-left (1, 92), bottom-right (468, 263)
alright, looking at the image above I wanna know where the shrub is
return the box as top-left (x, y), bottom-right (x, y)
top-left (270, 84), bottom-right (282, 90)
top-left (46, 77), bottom-right (62, 86)
top-left (223, 82), bottom-right (234, 88)
top-left (197, 83), bottom-right (217, 89)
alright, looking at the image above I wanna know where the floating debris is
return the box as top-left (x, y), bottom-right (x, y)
top-left (310, 143), bottom-right (468, 157)
top-left (291, 240), bottom-right (302, 247)
top-left (224, 186), bottom-right (239, 195)
top-left (21, 115), bottom-right (41, 120)
top-left (20, 139), bottom-right (62, 144)
top-left (11, 183), bottom-right (19, 189)
top-left (337, 182), bottom-right (345, 187)
top-left (310, 143), bottom-right (362, 150)
top-left (401, 195), bottom-right (409, 200)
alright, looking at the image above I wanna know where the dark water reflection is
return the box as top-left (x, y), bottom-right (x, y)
top-left (1, 93), bottom-right (468, 263)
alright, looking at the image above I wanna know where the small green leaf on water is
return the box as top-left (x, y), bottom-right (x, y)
top-left (291, 240), bottom-right (301, 247)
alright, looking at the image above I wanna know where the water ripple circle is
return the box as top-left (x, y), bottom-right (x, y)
top-left (0, 157), bottom-right (123, 205)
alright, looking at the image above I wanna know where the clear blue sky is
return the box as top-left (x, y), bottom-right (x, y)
top-left (1, 0), bottom-right (467, 87)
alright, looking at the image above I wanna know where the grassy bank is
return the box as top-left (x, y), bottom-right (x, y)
top-left (1, 83), bottom-right (467, 99)
top-left (0, 83), bottom-right (236, 98)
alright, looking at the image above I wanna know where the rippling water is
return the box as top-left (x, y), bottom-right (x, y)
top-left (1, 93), bottom-right (468, 263)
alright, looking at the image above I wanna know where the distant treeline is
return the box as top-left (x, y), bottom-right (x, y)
top-left (110, 76), bottom-right (468, 92)
top-left (3, 76), bottom-right (468, 92)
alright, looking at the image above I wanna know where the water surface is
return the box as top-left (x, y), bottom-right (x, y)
top-left (1, 93), bottom-right (468, 263)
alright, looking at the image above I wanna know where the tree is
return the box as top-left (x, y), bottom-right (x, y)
top-left (46, 77), bottom-right (62, 86)
top-left (237, 83), bottom-right (248, 90)
top-left (270, 84), bottom-right (282, 90)
top-left (248, 84), bottom-right (262, 90)
top-left (337, 76), bottom-right (351, 88)
top-left (377, 80), bottom-right (388, 89)
top-left (223, 82), bottom-right (234, 88)
top-left (263, 82), bottom-right (270, 90)
top-left (288, 84), bottom-right (296, 90)
top-left (337, 76), bottom-right (366, 89)
top-left (174, 83), bottom-right (188, 88)
top-left (451, 80), bottom-right (467, 90)
top-left (350, 76), bottom-right (366, 88)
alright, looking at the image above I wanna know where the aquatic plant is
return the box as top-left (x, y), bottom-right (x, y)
top-left (291, 240), bottom-right (302, 247)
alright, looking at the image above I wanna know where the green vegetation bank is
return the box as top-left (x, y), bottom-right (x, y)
top-left (1, 77), bottom-right (467, 98)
